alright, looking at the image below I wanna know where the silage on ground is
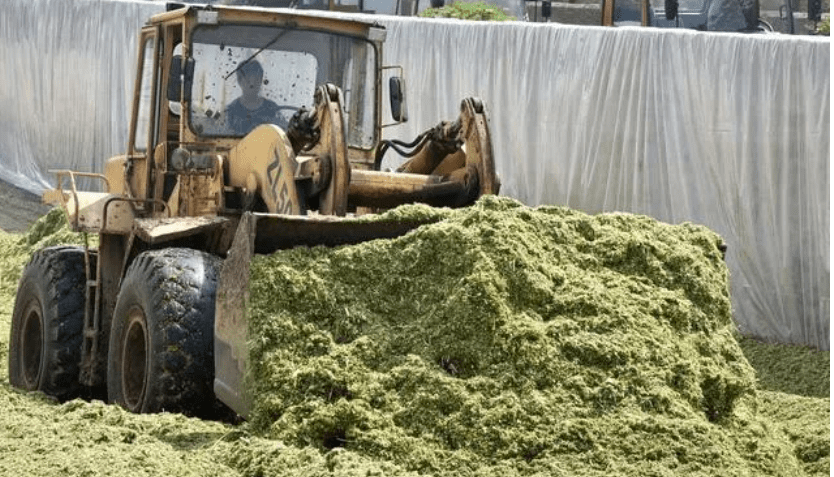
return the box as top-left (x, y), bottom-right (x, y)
top-left (738, 338), bottom-right (830, 477)
top-left (739, 337), bottom-right (830, 398)
top-left (246, 195), bottom-right (813, 476)
top-left (0, 202), bottom-right (827, 477)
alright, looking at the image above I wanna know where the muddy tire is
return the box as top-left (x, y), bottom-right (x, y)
top-left (107, 248), bottom-right (221, 416)
top-left (8, 246), bottom-right (87, 400)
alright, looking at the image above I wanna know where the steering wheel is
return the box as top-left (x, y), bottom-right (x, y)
top-left (273, 105), bottom-right (301, 130)
top-left (275, 105), bottom-right (300, 115)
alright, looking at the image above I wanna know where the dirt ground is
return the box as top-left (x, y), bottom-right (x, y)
top-left (0, 179), bottom-right (50, 233)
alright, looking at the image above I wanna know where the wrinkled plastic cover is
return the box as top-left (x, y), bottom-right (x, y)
top-left (0, 1), bottom-right (829, 349)
top-left (0, 0), bottom-right (164, 191)
top-left (375, 17), bottom-right (831, 350)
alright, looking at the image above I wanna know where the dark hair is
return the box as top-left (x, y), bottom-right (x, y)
top-left (236, 60), bottom-right (264, 81)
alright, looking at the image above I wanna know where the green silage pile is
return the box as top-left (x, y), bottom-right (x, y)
top-left (0, 202), bottom-right (827, 477)
top-left (246, 195), bottom-right (819, 476)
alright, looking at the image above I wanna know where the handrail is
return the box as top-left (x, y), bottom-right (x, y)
top-left (101, 197), bottom-right (170, 231)
top-left (49, 170), bottom-right (112, 229)
top-left (48, 170), bottom-right (169, 230)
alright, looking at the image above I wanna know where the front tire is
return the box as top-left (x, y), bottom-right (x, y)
top-left (107, 248), bottom-right (221, 416)
top-left (8, 246), bottom-right (87, 400)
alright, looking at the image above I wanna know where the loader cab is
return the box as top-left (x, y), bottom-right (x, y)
top-left (161, 7), bottom-right (407, 158)
top-left (124, 5), bottom-right (408, 218)
top-left (184, 22), bottom-right (377, 147)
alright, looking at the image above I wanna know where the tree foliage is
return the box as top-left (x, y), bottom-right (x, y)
top-left (816, 17), bottom-right (830, 35)
top-left (419, 1), bottom-right (515, 21)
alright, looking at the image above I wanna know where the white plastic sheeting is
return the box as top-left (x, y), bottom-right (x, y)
top-left (376, 17), bottom-right (830, 350)
top-left (0, 1), bottom-right (829, 349)
top-left (0, 0), bottom-right (164, 191)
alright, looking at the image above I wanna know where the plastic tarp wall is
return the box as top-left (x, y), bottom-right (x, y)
top-left (0, 0), bottom-right (165, 192)
top-left (375, 17), bottom-right (831, 350)
top-left (0, 1), bottom-right (829, 349)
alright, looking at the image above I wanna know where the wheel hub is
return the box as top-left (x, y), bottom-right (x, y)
top-left (19, 300), bottom-right (44, 390)
top-left (121, 307), bottom-right (149, 412)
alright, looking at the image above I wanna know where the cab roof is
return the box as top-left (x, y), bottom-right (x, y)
top-left (149, 3), bottom-right (387, 42)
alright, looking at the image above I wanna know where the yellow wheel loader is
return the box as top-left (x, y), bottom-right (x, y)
top-left (7, 4), bottom-right (499, 418)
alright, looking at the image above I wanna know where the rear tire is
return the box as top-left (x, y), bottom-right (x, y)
top-left (107, 248), bottom-right (221, 416)
top-left (8, 246), bottom-right (87, 400)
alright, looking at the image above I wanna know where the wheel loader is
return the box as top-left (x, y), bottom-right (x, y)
top-left (7, 3), bottom-right (499, 418)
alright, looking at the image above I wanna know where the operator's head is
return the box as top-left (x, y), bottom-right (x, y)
top-left (236, 60), bottom-right (264, 100)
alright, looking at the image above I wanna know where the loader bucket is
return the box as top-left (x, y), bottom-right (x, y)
top-left (213, 212), bottom-right (438, 418)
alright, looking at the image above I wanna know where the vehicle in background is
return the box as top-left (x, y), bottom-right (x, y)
top-left (600, 0), bottom-right (780, 32)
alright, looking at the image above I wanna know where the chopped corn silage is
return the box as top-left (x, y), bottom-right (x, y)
top-left (0, 203), bottom-right (827, 477)
top-left (245, 196), bottom-right (822, 476)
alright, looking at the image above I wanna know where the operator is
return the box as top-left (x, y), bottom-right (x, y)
top-left (225, 60), bottom-right (280, 136)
